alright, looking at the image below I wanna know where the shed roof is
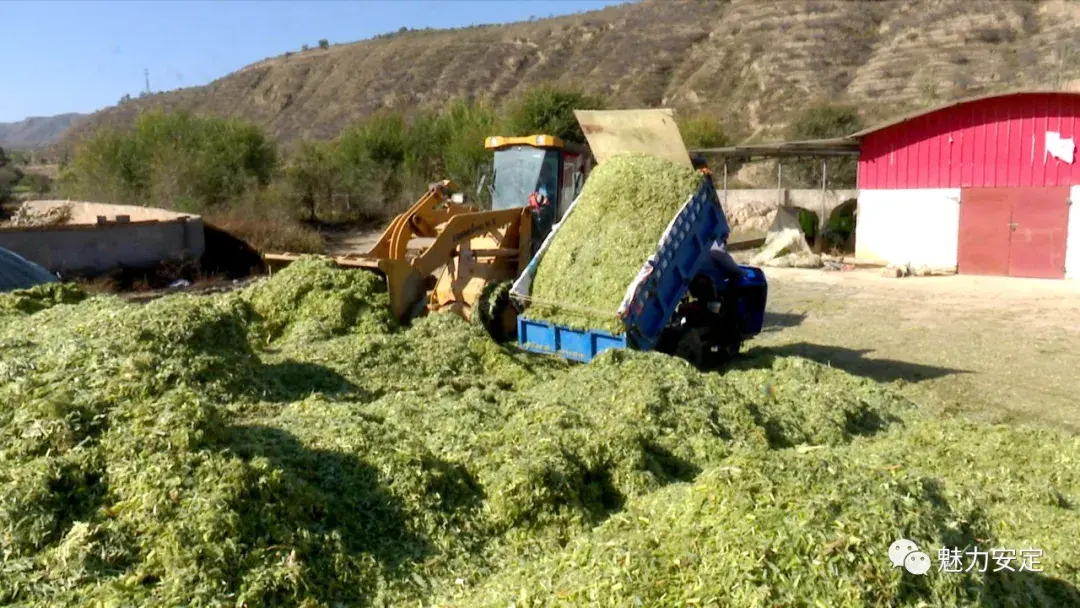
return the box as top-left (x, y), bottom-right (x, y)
top-left (691, 138), bottom-right (860, 160)
top-left (846, 89), bottom-right (1080, 139)
top-left (692, 91), bottom-right (1080, 162)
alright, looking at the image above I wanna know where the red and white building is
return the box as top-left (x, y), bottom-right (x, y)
top-left (849, 91), bottom-right (1080, 279)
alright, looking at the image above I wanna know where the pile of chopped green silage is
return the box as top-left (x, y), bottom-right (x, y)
top-left (528, 153), bottom-right (705, 332)
top-left (0, 282), bottom-right (86, 316)
top-left (2, 257), bottom-right (1078, 607)
top-left (442, 417), bottom-right (1080, 607)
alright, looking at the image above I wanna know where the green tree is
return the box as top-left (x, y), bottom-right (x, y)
top-left (58, 128), bottom-right (143, 204)
top-left (404, 109), bottom-right (449, 182)
top-left (285, 141), bottom-right (338, 222)
top-left (406, 98), bottom-right (496, 200)
top-left (500, 84), bottom-right (606, 144)
top-left (335, 111), bottom-right (411, 217)
top-left (20, 173), bottom-right (53, 196)
top-left (438, 98), bottom-right (497, 200)
top-left (0, 163), bottom-right (19, 203)
top-left (60, 110), bottom-right (277, 212)
top-left (677, 114), bottom-right (730, 149)
top-left (784, 105), bottom-right (862, 188)
top-left (318, 39), bottom-right (330, 50)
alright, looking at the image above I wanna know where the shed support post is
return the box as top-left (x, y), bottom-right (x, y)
top-left (777, 161), bottom-right (783, 207)
top-left (815, 159), bottom-right (827, 254)
top-left (723, 160), bottom-right (728, 198)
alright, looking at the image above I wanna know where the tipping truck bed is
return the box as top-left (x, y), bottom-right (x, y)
top-left (510, 175), bottom-right (737, 362)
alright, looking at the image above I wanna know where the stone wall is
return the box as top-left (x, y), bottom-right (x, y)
top-left (0, 201), bottom-right (205, 275)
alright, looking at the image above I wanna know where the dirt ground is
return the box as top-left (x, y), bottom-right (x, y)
top-left (755, 267), bottom-right (1080, 433)
top-left (322, 227), bottom-right (434, 256)
top-left (322, 227), bottom-right (381, 254)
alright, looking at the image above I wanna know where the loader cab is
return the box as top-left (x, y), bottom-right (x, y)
top-left (485, 135), bottom-right (592, 254)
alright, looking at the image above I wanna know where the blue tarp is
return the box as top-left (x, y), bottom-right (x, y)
top-left (0, 246), bottom-right (57, 292)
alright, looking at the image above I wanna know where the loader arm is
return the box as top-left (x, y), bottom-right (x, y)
top-left (366, 180), bottom-right (475, 260)
top-left (368, 207), bottom-right (530, 324)
top-left (411, 208), bottom-right (529, 278)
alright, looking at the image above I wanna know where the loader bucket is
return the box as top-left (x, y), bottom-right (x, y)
top-left (573, 108), bottom-right (694, 168)
top-left (261, 253), bottom-right (428, 322)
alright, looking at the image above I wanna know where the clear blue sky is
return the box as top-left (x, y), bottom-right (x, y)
top-left (1, 0), bottom-right (629, 123)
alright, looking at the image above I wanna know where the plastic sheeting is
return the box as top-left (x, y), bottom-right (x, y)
top-left (0, 246), bottom-right (57, 292)
top-left (751, 207), bottom-right (812, 265)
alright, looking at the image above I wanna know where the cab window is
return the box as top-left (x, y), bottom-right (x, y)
top-left (492, 146), bottom-right (562, 211)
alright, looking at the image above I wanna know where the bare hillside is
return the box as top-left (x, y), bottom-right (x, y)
top-left (59, 0), bottom-right (1080, 147)
top-left (0, 113), bottom-right (86, 149)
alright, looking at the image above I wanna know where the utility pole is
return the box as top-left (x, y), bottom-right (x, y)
top-left (144, 69), bottom-right (151, 95)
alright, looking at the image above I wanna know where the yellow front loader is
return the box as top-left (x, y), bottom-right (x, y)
top-left (262, 108), bottom-right (695, 337)
top-left (264, 179), bottom-right (532, 326)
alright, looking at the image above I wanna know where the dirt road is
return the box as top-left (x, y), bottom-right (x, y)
top-left (322, 228), bottom-right (381, 254)
top-left (323, 228), bottom-right (432, 256)
top-left (757, 268), bottom-right (1080, 432)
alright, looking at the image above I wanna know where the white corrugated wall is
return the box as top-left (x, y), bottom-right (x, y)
top-left (1068, 186), bottom-right (1080, 279)
top-left (855, 189), bottom-right (961, 269)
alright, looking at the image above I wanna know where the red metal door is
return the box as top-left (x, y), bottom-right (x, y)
top-left (1007, 187), bottom-right (1069, 279)
top-left (958, 188), bottom-right (1012, 276)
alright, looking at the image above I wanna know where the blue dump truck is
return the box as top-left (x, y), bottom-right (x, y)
top-left (510, 172), bottom-right (768, 367)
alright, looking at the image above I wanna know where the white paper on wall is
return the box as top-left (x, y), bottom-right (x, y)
top-left (1046, 131), bottom-right (1076, 164)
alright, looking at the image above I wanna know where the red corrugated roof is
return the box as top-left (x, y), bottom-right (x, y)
top-left (846, 89), bottom-right (1080, 139)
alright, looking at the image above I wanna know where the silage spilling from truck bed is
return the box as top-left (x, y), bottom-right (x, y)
top-left (528, 153), bottom-right (705, 332)
top-left (1, 257), bottom-right (1078, 607)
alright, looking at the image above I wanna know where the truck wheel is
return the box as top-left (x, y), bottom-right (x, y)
top-left (675, 328), bottom-right (708, 368)
top-left (719, 339), bottom-right (742, 360)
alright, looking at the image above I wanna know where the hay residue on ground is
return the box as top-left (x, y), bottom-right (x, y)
top-left (1, 257), bottom-right (1078, 607)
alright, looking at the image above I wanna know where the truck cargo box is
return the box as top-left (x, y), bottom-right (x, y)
top-left (511, 176), bottom-right (743, 362)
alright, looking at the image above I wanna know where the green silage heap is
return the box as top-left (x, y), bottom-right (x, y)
top-left (528, 153), bottom-right (705, 333)
top-left (0, 282), bottom-right (86, 316)
top-left (1, 259), bottom-right (1079, 607)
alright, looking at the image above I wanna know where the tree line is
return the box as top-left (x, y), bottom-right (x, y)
top-left (57, 83), bottom-right (859, 253)
top-left (0, 148), bottom-right (54, 204)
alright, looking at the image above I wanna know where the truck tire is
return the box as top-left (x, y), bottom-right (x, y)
top-left (676, 328), bottom-right (723, 369)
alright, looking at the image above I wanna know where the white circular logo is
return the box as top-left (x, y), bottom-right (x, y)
top-left (888, 538), bottom-right (919, 568)
top-left (904, 550), bottom-right (932, 575)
